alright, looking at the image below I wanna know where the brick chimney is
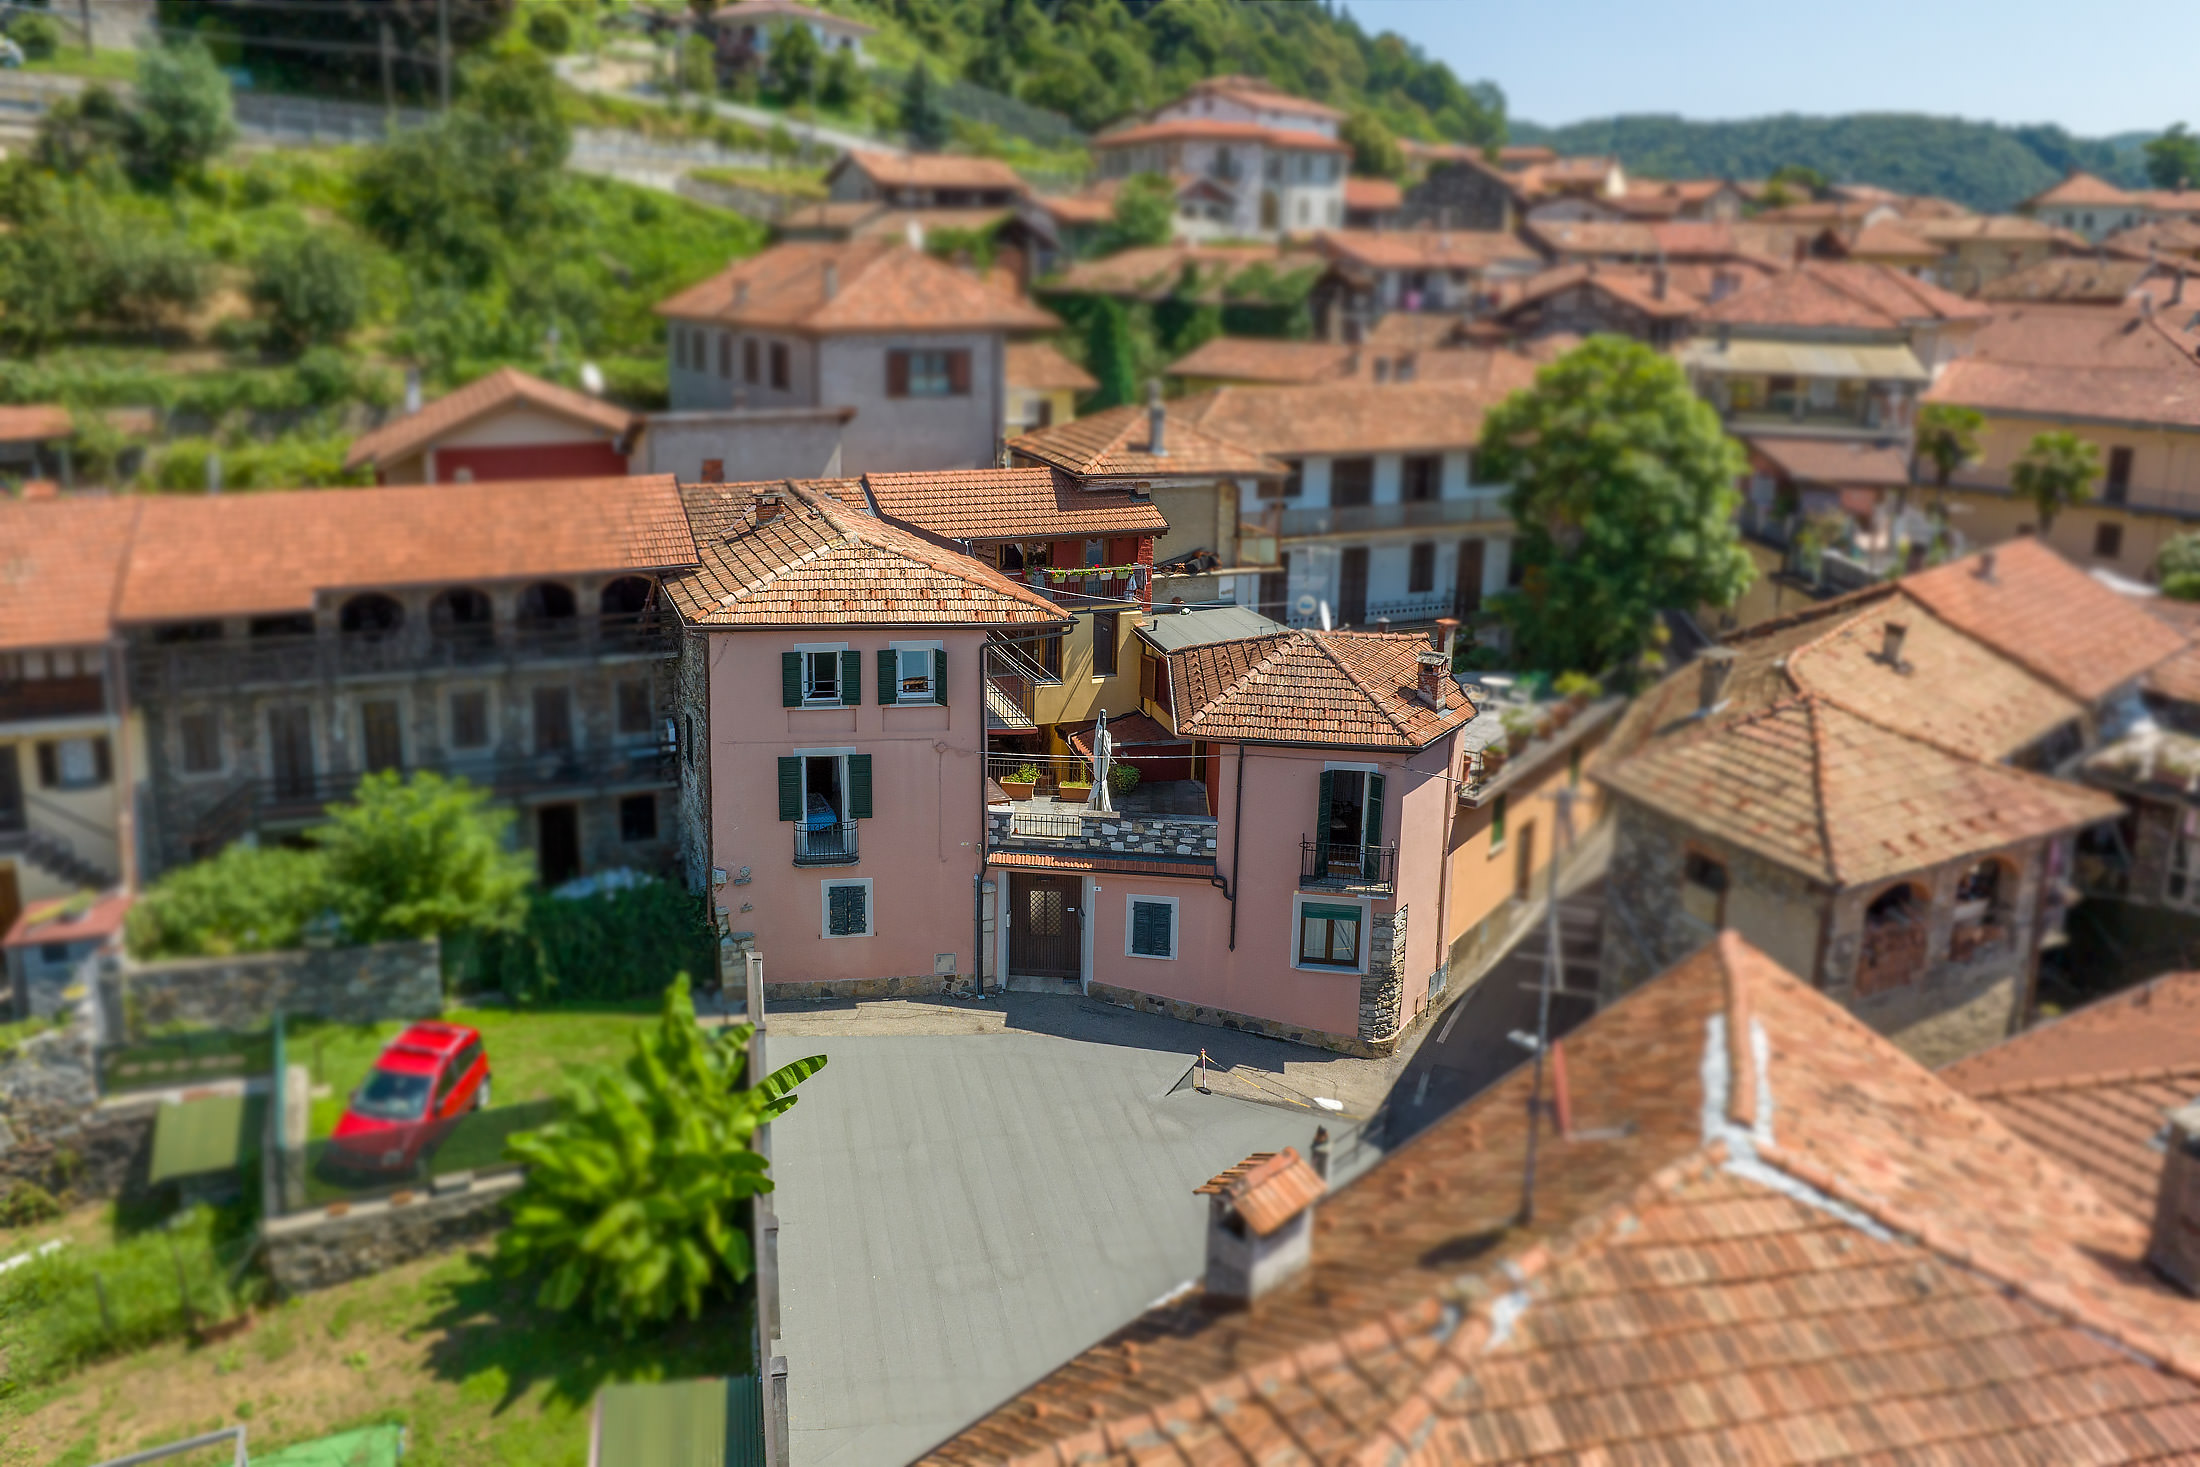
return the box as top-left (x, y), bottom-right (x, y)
top-left (754, 492), bottom-right (783, 524)
top-left (1879, 620), bottom-right (1909, 670)
top-left (2149, 1103), bottom-right (2200, 1294)
top-left (1198, 1149), bottom-right (1325, 1303)
top-left (1417, 650), bottom-right (1450, 710)
top-left (1146, 379), bottom-right (1168, 458)
top-left (822, 262), bottom-right (839, 301)
top-left (1653, 266), bottom-right (1670, 301)
top-left (1432, 617), bottom-right (1461, 658)
top-left (1976, 547), bottom-right (1997, 581)
top-left (1697, 646), bottom-right (1736, 715)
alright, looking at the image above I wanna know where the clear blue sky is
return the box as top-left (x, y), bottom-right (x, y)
top-left (1345, 0), bottom-right (2200, 138)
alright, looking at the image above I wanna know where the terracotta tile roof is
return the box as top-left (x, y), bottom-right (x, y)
top-left (1362, 312), bottom-right (1475, 351)
top-left (342, 367), bottom-right (634, 472)
top-left (664, 479), bottom-right (1066, 629)
top-left (1092, 117), bottom-right (1348, 154)
top-left (0, 404), bottom-right (73, 443)
top-left (1061, 710), bottom-right (1181, 757)
top-left (1163, 336), bottom-right (1357, 385)
top-left (1024, 187), bottom-right (1117, 228)
top-left (2104, 219), bottom-right (2200, 259)
top-left (923, 932), bottom-right (2200, 1467)
top-left (860, 466), bottom-right (1165, 541)
top-left (1183, 75), bottom-right (1346, 123)
top-left (1195, 1148), bottom-right (1324, 1236)
top-left (1315, 228), bottom-right (1541, 274)
top-left (2146, 599), bottom-right (2200, 705)
top-left (1007, 402), bottom-right (1285, 481)
top-left (1340, 176), bottom-right (1401, 212)
top-left (1979, 255), bottom-right (2163, 303)
top-left (1942, 973), bottom-right (2200, 1222)
top-left (1744, 432), bottom-right (1916, 488)
top-left (1525, 218), bottom-right (1799, 270)
top-left (1001, 341), bottom-right (1096, 394)
top-left (655, 239), bottom-right (1058, 334)
top-left (835, 148), bottom-right (1024, 194)
top-left (1040, 244), bottom-right (1326, 304)
top-left (114, 477), bottom-right (696, 624)
top-left (1173, 378), bottom-right (1528, 456)
top-left (1843, 218), bottom-right (1939, 258)
top-left (2024, 170), bottom-right (2139, 209)
top-left (1166, 629), bottom-right (1477, 750)
top-left (1493, 262), bottom-right (1702, 321)
top-left (1924, 299), bottom-right (2200, 431)
top-left (983, 849), bottom-right (1214, 879)
top-left (1904, 538), bottom-right (2188, 701)
top-left (4, 890), bottom-right (132, 950)
top-left (0, 495), bottom-right (139, 651)
top-left (848, 206), bottom-right (1017, 241)
top-left (1911, 213), bottom-right (2080, 246)
top-left (1701, 260), bottom-right (1991, 329)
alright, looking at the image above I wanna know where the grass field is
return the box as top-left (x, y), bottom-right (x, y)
top-left (1, 1213), bottom-right (752, 1467)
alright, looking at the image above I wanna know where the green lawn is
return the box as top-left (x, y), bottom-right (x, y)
top-left (294, 1003), bottom-right (659, 1140)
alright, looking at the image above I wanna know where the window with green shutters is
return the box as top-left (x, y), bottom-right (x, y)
top-left (780, 754), bottom-right (870, 822)
top-left (786, 648), bottom-right (856, 707)
top-left (1128, 898), bottom-right (1175, 959)
top-left (847, 753), bottom-right (872, 819)
top-left (878, 646), bottom-right (947, 705)
top-left (778, 757), bottom-right (803, 821)
top-left (823, 880), bottom-right (871, 937)
top-left (1298, 901), bottom-right (1362, 968)
top-left (839, 650), bottom-right (862, 705)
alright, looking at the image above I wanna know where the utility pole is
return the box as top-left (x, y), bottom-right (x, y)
top-left (436, 0), bottom-right (452, 112)
top-left (79, 0), bottom-right (92, 57)
top-left (1517, 784), bottom-right (1576, 1227)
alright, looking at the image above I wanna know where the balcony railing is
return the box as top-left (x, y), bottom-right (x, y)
top-left (1299, 840), bottom-right (1397, 896)
top-left (0, 676), bottom-right (108, 724)
top-left (1009, 807), bottom-right (1086, 839)
top-left (130, 614), bottom-right (674, 697)
top-left (1278, 493), bottom-right (1508, 540)
top-left (794, 820), bottom-right (859, 866)
top-left (227, 745), bottom-right (673, 826)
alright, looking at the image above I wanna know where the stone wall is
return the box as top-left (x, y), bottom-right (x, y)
top-left (763, 972), bottom-right (969, 1002)
top-left (0, 1006), bottom-right (161, 1201)
top-left (1358, 907), bottom-right (1407, 1043)
top-left (987, 808), bottom-right (1219, 862)
top-left (1088, 981), bottom-right (1388, 1058)
top-left (676, 625), bottom-right (716, 896)
top-left (100, 940), bottom-right (442, 1041)
top-left (263, 1170), bottom-right (521, 1295)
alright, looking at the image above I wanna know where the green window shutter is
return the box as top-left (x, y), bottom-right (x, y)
top-left (932, 647), bottom-right (947, 705)
top-left (778, 757), bottom-right (802, 821)
top-left (1132, 901), bottom-right (1171, 957)
top-left (877, 649), bottom-right (898, 706)
top-left (1314, 769), bottom-right (1335, 863)
top-left (841, 649), bottom-right (862, 706)
top-left (848, 754), bottom-right (873, 819)
top-left (828, 883), bottom-right (867, 935)
top-left (782, 652), bottom-right (802, 708)
top-left (1362, 772), bottom-right (1386, 880)
top-left (1303, 902), bottom-right (1362, 923)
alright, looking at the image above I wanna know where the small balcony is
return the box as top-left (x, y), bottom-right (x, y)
top-left (219, 745), bottom-right (673, 828)
top-left (794, 820), bottom-right (859, 867)
top-left (1277, 493), bottom-right (1508, 540)
top-left (986, 800), bottom-right (1217, 866)
top-left (1299, 840), bottom-right (1396, 897)
top-left (0, 675), bottom-right (107, 725)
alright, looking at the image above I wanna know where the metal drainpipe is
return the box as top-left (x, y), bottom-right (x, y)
top-left (1228, 741), bottom-right (1245, 951)
top-left (107, 635), bottom-right (137, 892)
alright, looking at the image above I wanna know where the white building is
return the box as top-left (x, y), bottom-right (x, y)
top-left (1090, 75), bottom-right (1349, 240)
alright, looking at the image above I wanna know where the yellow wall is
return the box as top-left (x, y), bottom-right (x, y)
top-left (0, 707), bottom-right (144, 926)
top-left (1007, 386), bottom-right (1080, 433)
top-left (1030, 606), bottom-right (1145, 733)
top-left (1444, 728), bottom-right (1605, 984)
top-left (1935, 411), bottom-right (2200, 578)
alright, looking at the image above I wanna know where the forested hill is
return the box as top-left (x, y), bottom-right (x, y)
top-left (854, 0), bottom-right (1505, 141)
top-left (1508, 113), bottom-right (2151, 211)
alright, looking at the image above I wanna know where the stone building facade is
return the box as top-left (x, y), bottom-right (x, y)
top-left (1397, 160), bottom-right (1521, 233)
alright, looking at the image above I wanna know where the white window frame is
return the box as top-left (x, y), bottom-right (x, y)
top-left (1124, 893), bottom-right (1179, 961)
top-left (51, 736), bottom-right (104, 790)
top-left (1290, 892), bottom-right (1371, 974)
top-left (821, 877), bottom-right (874, 939)
top-left (795, 641), bottom-right (849, 708)
top-left (1321, 760), bottom-right (1383, 853)
top-left (888, 639), bottom-right (942, 704)
top-left (795, 745), bottom-right (858, 825)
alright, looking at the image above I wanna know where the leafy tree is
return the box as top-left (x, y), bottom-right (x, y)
top-left (1769, 162), bottom-right (1828, 197)
top-left (311, 771), bottom-right (533, 945)
top-left (1915, 403), bottom-right (1983, 486)
top-left (1079, 296), bottom-right (1138, 410)
top-left (127, 844), bottom-right (331, 959)
top-left (0, 183), bottom-right (212, 343)
top-left (126, 40), bottom-right (237, 186)
top-left (900, 61), bottom-right (950, 151)
top-left (818, 45), bottom-right (861, 113)
top-left (2148, 124), bottom-right (2200, 191)
top-left (1096, 172), bottom-right (1175, 254)
top-left (2159, 531), bottom-right (2200, 601)
top-left (770, 20), bottom-right (821, 105)
top-left (31, 85), bottom-right (133, 177)
top-left (1477, 336), bottom-right (1753, 674)
top-left (1342, 110), bottom-right (1406, 181)
top-left (675, 32), bottom-right (717, 95)
top-left (7, 10), bottom-right (60, 62)
top-left (500, 976), bottom-right (827, 1332)
top-left (249, 231), bottom-right (372, 352)
top-left (526, 4), bottom-right (573, 55)
top-left (2010, 430), bottom-right (2100, 534)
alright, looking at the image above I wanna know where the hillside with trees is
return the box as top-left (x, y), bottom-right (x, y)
top-left (1509, 112), bottom-right (2152, 210)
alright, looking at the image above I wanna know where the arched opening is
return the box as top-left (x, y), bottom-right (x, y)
top-left (1949, 858), bottom-right (2014, 961)
top-left (599, 577), bottom-right (656, 617)
top-left (430, 587), bottom-right (493, 631)
top-left (1857, 882), bottom-right (1929, 995)
top-left (338, 593), bottom-right (404, 640)
top-left (517, 582), bottom-right (577, 627)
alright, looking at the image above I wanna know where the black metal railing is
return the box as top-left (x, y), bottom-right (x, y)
top-left (0, 676), bottom-right (107, 723)
top-left (1008, 808), bottom-right (1086, 839)
top-left (794, 820), bottom-right (859, 866)
top-left (130, 614), bottom-right (673, 697)
top-left (1299, 839), bottom-right (1397, 895)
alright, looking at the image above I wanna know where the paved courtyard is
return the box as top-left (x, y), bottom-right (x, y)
top-left (766, 1005), bottom-right (1380, 1467)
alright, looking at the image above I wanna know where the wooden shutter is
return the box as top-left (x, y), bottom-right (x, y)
top-left (877, 649), bottom-right (898, 706)
top-left (1314, 769), bottom-right (1334, 864)
top-left (1133, 901), bottom-right (1170, 957)
top-left (840, 650), bottom-right (862, 705)
top-left (1362, 771), bottom-right (1386, 879)
top-left (92, 737), bottom-right (111, 783)
top-left (778, 757), bottom-right (802, 821)
top-left (829, 883), bottom-right (867, 935)
top-left (35, 742), bottom-right (57, 788)
top-left (932, 647), bottom-right (947, 705)
top-left (847, 754), bottom-right (873, 820)
top-left (886, 350), bottom-right (910, 398)
top-left (782, 652), bottom-right (802, 707)
top-left (947, 349), bottom-right (972, 395)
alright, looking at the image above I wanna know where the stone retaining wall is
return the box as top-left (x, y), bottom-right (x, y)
top-left (100, 940), bottom-right (442, 1042)
top-left (763, 972), bottom-right (972, 1003)
top-left (1086, 980), bottom-right (1387, 1058)
top-left (263, 1170), bottom-right (522, 1294)
top-left (0, 1007), bottom-right (158, 1201)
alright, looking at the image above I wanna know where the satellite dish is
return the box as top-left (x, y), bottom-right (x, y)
top-left (1318, 600), bottom-right (1333, 631)
top-left (580, 361), bottom-right (606, 396)
top-left (1294, 593), bottom-right (1316, 616)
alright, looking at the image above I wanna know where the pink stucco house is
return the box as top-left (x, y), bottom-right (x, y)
top-left (664, 478), bottom-right (1069, 993)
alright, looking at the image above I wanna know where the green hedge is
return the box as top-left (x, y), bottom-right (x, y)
top-left (447, 881), bottom-right (717, 1003)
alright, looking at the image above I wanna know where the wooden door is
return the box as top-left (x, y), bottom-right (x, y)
top-left (1009, 873), bottom-right (1082, 981)
top-left (0, 743), bottom-right (21, 830)
top-left (0, 863), bottom-right (19, 948)
top-left (1338, 546), bottom-right (1369, 628)
top-left (268, 706), bottom-right (314, 799)
top-left (361, 700), bottom-right (404, 773)
top-left (538, 803), bottom-right (581, 886)
top-left (1514, 820), bottom-right (1537, 902)
top-left (1454, 539), bottom-right (1485, 618)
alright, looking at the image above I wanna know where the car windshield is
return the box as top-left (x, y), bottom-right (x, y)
top-left (352, 1068), bottom-right (432, 1121)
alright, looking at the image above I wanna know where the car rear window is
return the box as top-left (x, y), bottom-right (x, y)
top-left (353, 1068), bottom-right (432, 1120)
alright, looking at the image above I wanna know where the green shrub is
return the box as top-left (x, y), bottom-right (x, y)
top-left (525, 4), bottom-right (573, 54)
top-left (249, 232), bottom-right (372, 351)
top-left (126, 843), bottom-right (330, 958)
top-left (8, 10), bottom-right (60, 61)
top-left (312, 771), bottom-right (533, 944)
top-left (0, 1180), bottom-right (62, 1226)
top-left (127, 39), bottom-right (237, 186)
top-left (454, 879), bottom-right (716, 1002)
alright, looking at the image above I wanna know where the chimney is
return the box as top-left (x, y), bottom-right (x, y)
top-left (403, 367), bottom-right (422, 416)
top-left (1432, 616), bottom-right (1461, 658)
top-left (1977, 547), bottom-right (1997, 581)
top-left (1697, 647), bottom-right (1736, 715)
top-left (1793, 236), bottom-right (1807, 266)
top-left (1654, 266), bottom-right (1670, 301)
top-left (2149, 1103), bottom-right (2200, 1294)
top-left (754, 492), bottom-right (783, 524)
top-left (1879, 619), bottom-right (1910, 670)
top-left (1416, 649), bottom-right (1450, 710)
top-left (734, 279), bottom-right (750, 309)
top-left (1146, 379), bottom-right (1168, 458)
top-left (2179, 267), bottom-right (2189, 307)
top-left (1197, 1149), bottom-right (1324, 1303)
top-left (821, 262), bottom-right (839, 301)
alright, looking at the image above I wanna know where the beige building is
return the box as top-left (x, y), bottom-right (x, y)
top-left (1001, 342), bottom-right (1095, 434)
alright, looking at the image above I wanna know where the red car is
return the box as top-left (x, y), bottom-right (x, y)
top-left (329, 1023), bottom-right (491, 1175)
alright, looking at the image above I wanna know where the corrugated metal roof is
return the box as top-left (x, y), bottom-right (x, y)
top-left (1136, 605), bottom-right (1284, 653)
top-left (594, 1377), bottom-right (762, 1467)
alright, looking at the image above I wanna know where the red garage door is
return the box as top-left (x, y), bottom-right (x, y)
top-left (433, 441), bottom-right (630, 483)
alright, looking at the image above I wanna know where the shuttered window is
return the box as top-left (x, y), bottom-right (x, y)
top-left (787, 649), bottom-right (856, 706)
top-left (1128, 899), bottom-right (1175, 959)
top-left (778, 757), bottom-right (802, 821)
top-left (1298, 902), bottom-right (1362, 968)
top-left (847, 754), bottom-right (872, 820)
top-left (886, 349), bottom-right (971, 398)
top-left (824, 881), bottom-right (871, 937)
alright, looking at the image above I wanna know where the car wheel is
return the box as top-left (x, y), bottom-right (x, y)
top-left (474, 1077), bottom-right (491, 1111)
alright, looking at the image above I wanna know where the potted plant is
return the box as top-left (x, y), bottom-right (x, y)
top-left (1000, 764), bottom-right (1040, 801)
top-left (1108, 764), bottom-right (1141, 796)
top-left (1502, 709), bottom-right (1536, 755)
top-left (1057, 762), bottom-right (1093, 803)
top-left (1479, 743), bottom-right (1506, 781)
